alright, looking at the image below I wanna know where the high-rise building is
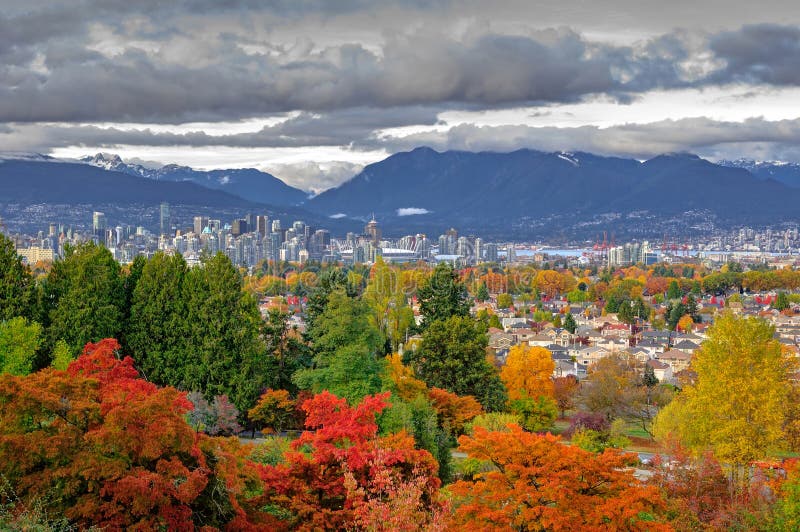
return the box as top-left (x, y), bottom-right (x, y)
top-left (364, 216), bottom-right (381, 246)
top-left (457, 236), bottom-right (470, 257)
top-left (93, 211), bottom-right (107, 244)
top-left (193, 216), bottom-right (209, 235)
top-left (256, 215), bottom-right (269, 236)
top-left (159, 203), bottom-right (170, 236)
top-left (231, 219), bottom-right (248, 236)
top-left (474, 238), bottom-right (484, 262)
top-left (485, 243), bottom-right (498, 262)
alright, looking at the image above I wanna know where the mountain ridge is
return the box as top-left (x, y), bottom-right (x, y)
top-left (80, 153), bottom-right (308, 207)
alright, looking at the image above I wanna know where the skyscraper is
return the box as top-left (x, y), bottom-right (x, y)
top-left (160, 202), bottom-right (170, 236)
top-left (93, 211), bottom-right (107, 244)
top-left (364, 216), bottom-right (381, 246)
top-left (256, 215), bottom-right (269, 236)
top-left (193, 216), bottom-right (209, 235)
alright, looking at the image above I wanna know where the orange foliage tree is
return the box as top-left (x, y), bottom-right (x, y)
top-left (427, 386), bottom-right (483, 434)
top-left (448, 425), bottom-right (671, 530)
top-left (500, 344), bottom-right (555, 402)
top-left (249, 388), bottom-right (297, 434)
top-left (0, 339), bottom-right (268, 530)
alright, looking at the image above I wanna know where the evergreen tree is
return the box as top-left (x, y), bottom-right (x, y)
top-left (411, 315), bottom-right (506, 411)
top-left (42, 242), bottom-right (124, 358)
top-left (563, 312), bottom-right (577, 334)
top-left (475, 282), bottom-right (489, 302)
top-left (666, 280), bottom-right (682, 300)
top-left (0, 232), bottom-right (35, 321)
top-left (181, 253), bottom-right (265, 413)
top-left (417, 263), bottom-right (469, 329)
top-left (127, 252), bottom-right (188, 384)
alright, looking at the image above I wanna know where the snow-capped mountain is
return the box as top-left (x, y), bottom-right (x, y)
top-left (718, 159), bottom-right (800, 188)
top-left (79, 153), bottom-right (308, 206)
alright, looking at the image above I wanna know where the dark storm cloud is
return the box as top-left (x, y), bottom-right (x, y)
top-left (0, 24), bottom-right (697, 123)
top-left (709, 24), bottom-right (800, 85)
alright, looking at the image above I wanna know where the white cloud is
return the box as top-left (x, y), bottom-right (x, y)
top-left (396, 207), bottom-right (431, 216)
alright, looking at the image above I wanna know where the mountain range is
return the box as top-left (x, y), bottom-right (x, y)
top-left (307, 148), bottom-right (800, 237)
top-left (81, 153), bottom-right (308, 207)
top-left (717, 159), bottom-right (800, 188)
top-left (2, 149), bottom-right (800, 239)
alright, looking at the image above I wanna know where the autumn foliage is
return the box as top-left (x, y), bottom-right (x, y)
top-left (500, 344), bottom-right (555, 402)
top-left (0, 339), bottom-right (262, 530)
top-left (448, 425), bottom-right (671, 531)
top-left (254, 391), bottom-right (443, 530)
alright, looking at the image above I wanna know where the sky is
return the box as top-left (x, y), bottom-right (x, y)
top-left (3, 0), bottom-right (800, 192)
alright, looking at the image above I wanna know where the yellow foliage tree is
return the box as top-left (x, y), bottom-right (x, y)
top-left (500, 345), bottom-right (555, 402)
top-left (385, 353), bottom-right (428, 402)
top-left (654, 313), bottom-right (795, 473)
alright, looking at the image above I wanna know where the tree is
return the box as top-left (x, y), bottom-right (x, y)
top-left (448, 425), bottom-right (670, 530)
top-left (563, 312), bottom-right (577, 334)
top-left (0, 339), bottom-right (269, 530)
top-left (255, 392), bottom-right (442, 530)
top-left (126, 251), bottom-right (188, 384)
top-left (0, 233), bottom-right (35, 322)
top-left (427, 386), bottom-right (483, 435)
top-left (181, 252), bottom-right (265, 414)
top-left (294, 289), bottom-right (384, 404)
top-left (411, 316), bottom-right (506, 411)
top-left (475, 282), bottom-right (489, 302)
top-left (262, 308), bottom-right (311, 394)
top-left (500, 344), bottom-right (555, 402)
top-left (42, 242), bottom-right (124, 357)
top-left (417, 263), bottom-right (469, 328)
top-left (0, 316), bottom-right (41, 375)
top-left (774, 291), bottom-right (791, 311)
top-left (553, 375), bottom-right (580, 418)
top-left (667, 279), bottom-right (682, 300)
top-left (509, 393), bottom-right (558, 432)
top-left (654, 313), bottom-right (794, 472)
top-left (677, 314), bottom-right (694, 333)
top-left (249, 389), bottom-right (297, 434)
top-left (496, 292), bottom-right (513, 309)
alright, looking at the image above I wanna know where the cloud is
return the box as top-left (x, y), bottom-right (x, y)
top-left (374, 116), bottom-right (800, 161)
top-left (266, 160), bottom-right (365, 193)
top-left (396, 207), bottom-right (431, 216)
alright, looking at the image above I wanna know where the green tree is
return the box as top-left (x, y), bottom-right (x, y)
top-left (262, 309), bottom-right (311, 394)
top-left (510, 393), bottom-right (558, 432)
top-left (42, 242), bottom-right (124, 358)
top-left (50, 339), bottom-right (72, 371)
top-left (475, 282), bottom-right (489, 302)
top-left (666, 279), bottom-right (682, 300)
top-left (417, 263), bottom-right (469, 328)
top-left (294, 289), bottom-right (384, 404)
top-left (496, 293), bottom-right (513, 309)
top-left (410, 315), bottom-right (506, 411)
top-left (0, 317), bottom-right (41, 375)
top-left (127, 252), bottom-right (188, 384)
top-left (0, 233), bottom-right (35, 321)
top-left (563, 313), bottom-right (577, 334)
top-left (774, 292), bottom-right (791, 311)
top-left (654, 313), bottom-right (793, 474)
top-left (181, 253), bottom-right (265, 414)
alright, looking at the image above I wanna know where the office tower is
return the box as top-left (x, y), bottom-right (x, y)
top-left (485, 243), bottom-right (498, 262)
top-left (256, 215), bottom-right (269, 236)
top-left (474, 238), bottom-right (484, 262)
top-left (193, 216), bottom-right (209, 235)
top-left (457, 236), bottom-right (470, 257)
top-left (159, 202), bottom-right (170, 236)
top-left (438, 234), bottom-right (449, 255)
top-left (364, 216), bottom-right (381, 246)
top-left (231, 219), bottom-right (248, 236)
top-left (93, 211), bottom-right (107, 244)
